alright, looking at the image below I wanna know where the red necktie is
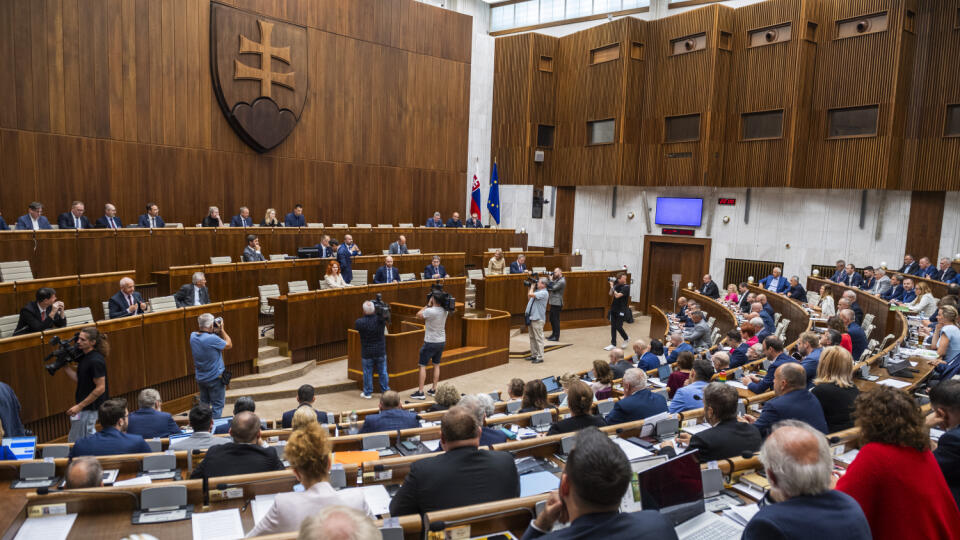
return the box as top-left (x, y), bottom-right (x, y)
top-left (110, 218), bottom-right (116, 229)
top-left (40, 309), bottom-right (46, 321)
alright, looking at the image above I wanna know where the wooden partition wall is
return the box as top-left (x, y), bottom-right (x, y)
top-left (682, 288), bottom-right (739, 339)
top-left (745, 284), bottom-right (812, 348)
top-left (807, 276), bottom-right (905, 343)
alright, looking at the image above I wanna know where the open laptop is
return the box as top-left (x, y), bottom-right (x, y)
top-left (2, 437), bottom-right (36, 460)
top-left (212, 416), bottom-right (233, 431)
top-left (637, 452), bottom-right (743, 539)
top-left (541, 376), bottom-right (561, 393)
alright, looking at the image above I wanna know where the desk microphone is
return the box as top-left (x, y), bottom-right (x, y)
top-left (739, 451), bottom-right (761, 460)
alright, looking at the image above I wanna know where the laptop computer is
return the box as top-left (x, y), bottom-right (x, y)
top-left (637, 452), bottom-right (743, 539)
top-left (541, 376), bottom-right (560, 394)
top-left (212, 416), bottom-right (232, 431)
top-left (2, 437), bottom-right (36, 460)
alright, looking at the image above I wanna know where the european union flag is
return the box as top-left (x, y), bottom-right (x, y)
top-left (487, 162), bottom-right (500, 225)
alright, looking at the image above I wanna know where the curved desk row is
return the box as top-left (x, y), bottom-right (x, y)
top-left (745, 284), bottom-right (812, 350)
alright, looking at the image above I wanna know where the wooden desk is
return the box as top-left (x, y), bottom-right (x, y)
top-left (807, 276), bottom-right (901, 344)
top-left (471, 251), bottom-right (584, 273)
top-left (649, 305), bottom-right (669, 341)
top-left (682, 288), bottom-right (739, 340)
top-left (745, 284), bottom-right (812, 349)
top-left (889, 271), bottom-right (952, 299)
top-left (473, 271), bottom-right (621, 326)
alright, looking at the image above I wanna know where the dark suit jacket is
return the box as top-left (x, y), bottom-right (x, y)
top-left (604, 389), bottom-right (667, 425)
top-left (174, 284), bottom-right (211, 308)
top-left (753, 389), bottom-right (829, 436)
top-left (388, 241), bottom-right (408, 255)
top-left (337, 243), bottom-right (360, 283)
top-left (191, 442), bottom-right (285, 479)
top-left (445, 218), bottom-right (463, 228)
top-left (69, 427), bottom-right (152, 457)
top-left (360, 408), bottom-right (419, 433)
top-left (281, 406), bottom-right (330, 429)
top-left (729, 343), bottom-right (750, 368)
top-left (547, 414), bottom-right (607, 436)
top-left (389, 446), bottom-right (520, 516)
top-left (748, 353), bottom-right (796, 394)
top-left (509, 261), bottom-right (527, 274)
top-left (0, 216), bottom-right (8, 230)
top-left (830, 269), bottom-right (846, 283)
top-left (919, 265), bottom-right (936, 278)
top-left (883, 284), bottom-right (904, 301)
top-left (242, 246), bottom-right (265, 262)
top-left (464, 218), bottom-right (482, 228)
top-left (313, 244), bottom-right (333, 258)
top-left (423, 264), bottom-right (447, 279)
top-left (13, 302), bottom-right (67, 336)
top-left (847, 322), bottom-right (867, 361)
top-left (94, 216), bottom-right (123, 229)
top-left (899, 262), bottom-right (920, 275)
top-left (759, 310), bottom-right (776, 334)
top-left (230, 215), bottom-right (253, 227)
top-left (900, 289), bottom-right (917, 303)
top-left (521, 511), bottom-right (677, 540)
top-left (425, 218), bottom-right (444, 227)
top-left (126, 407), bottom-right (182, 439)
top-left (108, 290), bottom-right (145, 319)
top-left (699, 281), bottom-right (720, 299)
top-left (201, 215), bottom-right (222, 227)
top-left (850, 302), bottom-right (864, 325)
top-left (934, 268), bottom-right (958, 282)
top-left (860, 277), bottom-right (876, 292)
top-left (138, 214), bottom-right (166, 228)
top-left (934, 426), bottom-right (960, 509)
top-left (480, 426), bottom-right (508, 446)
top-left (739, 293), bottom-right (752, 313)
top-left (57, 213), bottom-right (92, 229)
top-left (611, 360), bottom-right (634, 379)
top-left (15, 214), bottom-right (52, 230)
top-left (787, 284), bottom-right (807, 302)
top-left (284, 212), bottom-right (305, 227)
top-left (743, 490), bottom-right (871, 540)
top-left (374, 265), bottom-right (400, 284)
top-left (841, 272), bottom-right (863, 288)
top-left (687, 419), bottom-right (762, 462)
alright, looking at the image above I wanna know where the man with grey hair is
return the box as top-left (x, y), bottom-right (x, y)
top-left (699, 273), bottom-right (719, 299)
top-left (742, 421), bottom-right (870, 539)
top-left (841, 290), bottom-right (864, 325)
top-left (603, 368), bottom-right (666, 425)
top-left (839, 308), bottom-right (867, 361)
top-left (458, 394), bottom-right (507, 446)
top-left (682, 310), bottom-right (711, 349)
top-left (190, 313), bottom-right (232, 418)
top-left (94, 202), bottom-right (122, 229)
top-left (127, 388), bottom-right (181, 438)
top-left (65, 456), bottom-right (103, 489)
top-left (711, 350), bottom-right (730, 372)
top-left (526, 277), bottom-right (549, 364)
top-left (202, 205), bottom-right (223, 227)
top-left (666, 331), bottom-right (693, 363)
top-left (108, 276), bottom-right (147, 318)
top-left (609, 347), bottom-right (634, 379)
top-left (870, 266), bottom-right (891, 296)
top-left (934, 257), bottom-right (957, 283)
top-left (298, 505), bottom-right (380, 540)
top-left (174, 271), bottom-right (211, 307)
top-left (760, 266), bottom-right (788, 293)
top-left (355, 300), bottom-right (388, 399)
top-left (743, 363), bottom-right (828, 437)
top-left (750, 316), bottom-right (769, 341)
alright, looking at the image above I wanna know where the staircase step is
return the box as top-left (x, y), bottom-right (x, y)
top-left (258, 345), bottom-right (280, 360)
top-left (257, 355), bottom-right (292, 373)
top-left (259, 336), bottom-right (270, 347)
top-left (230, 360), bottom-right (315, 389)
top-left (226, 359), bottom-right (356, 404)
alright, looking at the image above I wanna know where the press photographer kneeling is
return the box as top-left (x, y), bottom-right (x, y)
top-left (62, 327), bottom-right (110, 442)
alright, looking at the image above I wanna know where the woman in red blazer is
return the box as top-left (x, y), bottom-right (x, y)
top-left (836, 386), bottom-right (960, 540)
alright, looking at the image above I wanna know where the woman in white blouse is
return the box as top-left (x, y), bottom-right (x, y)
top-left (324, 261), bottom-right (349, 288)
top-left (246, 423), bottom-right (370, 536)
top-left (906, 281), bottom-right (938, 318)
top-left (811, 284), bottom-right (835, 317)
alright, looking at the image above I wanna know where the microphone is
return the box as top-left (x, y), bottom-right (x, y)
top-left (740, 450), bottom-right (761, 460)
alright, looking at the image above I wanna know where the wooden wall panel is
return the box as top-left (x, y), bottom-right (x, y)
top-left (553, 186), bottom-right (575, 254)
top-left (0, 0), bottom-right (472, 227)
top-left (904, 190), bottom-right (945, 261)
top-left (491, 34), bottom-right (538, 186)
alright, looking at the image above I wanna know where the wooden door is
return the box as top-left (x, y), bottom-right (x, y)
top-left (640, 236), bottom-right (711, 313)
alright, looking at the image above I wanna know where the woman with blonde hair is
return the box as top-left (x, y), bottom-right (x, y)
top-left (906, 281), bottom-right (938, 318)
top-left (324, 261), bottom-right (348, 289)
top-left (723, 284), bottom-right (739, 303)
top-left (428, 382), bottom-right (460, 412)
top-left (486, 249), bottom-right (505, 275)
top-left (811, 346), bottom-right (860, 432)
top-left (291, 406), bottom-right (319, 431)
top-left (246, 423), bottom-right (370, 536)
top-left (261, 208), bottom-right (282, 227)
top-left (812, 284), bottom-right (835, 317)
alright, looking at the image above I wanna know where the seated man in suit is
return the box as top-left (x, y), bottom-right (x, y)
top-left (743, 363), bottom-right (828, 436)
top-left (169, 403), bottom-right (230, 451)
top-left (520, 427), bottom-right (676, 540)
top-left (201, 206), bottom-right (224, 227)
top-left (314, 235), bottom-right (334, 258)
top-left (57, 200), bottom-right (92, 230)
top-left (756, 294), bottom-right (775, 316)
top-left (666, 331), bottom-right (694, 363)
top-left (65, 456), bottom-right (103, 489)
top-left (423, 256), bottom-right (449, 279)
top-left (796, 332), bottom-right (822, 386)
top-left (899, 254), bottom-right (920, 275)
top-left (191, 411), bottom-right (284, 478)
top-left (841, 290), bottom-right (864, 324)
top-left (859, 266), bottom-right (876, 292)
top-left (882, 273), bottom-right (904, 301)
top-left (664, 383), bottom-right (761, 462)
top-left (830, 260), bottom-right (847, 283)
top-left (0, 211), bottom-right (8, 230)
top-left (16, 201), bottom-right (52, 230)
top-left (108, 277), bottom-right (148, 319)
top-left (737, 283), bottom-right (752, 312)
top-left (935, 257), bottom-right (958, 283)
top-left (682, 310), bottom-right (712, 349)
top-left (741, 336), bottom-right (798, 394)
top-left (510, 254), bottom-right (529, 274)
top-left (749, 317), bottom-right (770, 342)
top-left (927, 380), bottom-right (960, 509)
top-left (894, 277), bottom-right (918, 305)
top-left (281, 385), bottom-right (330, 429)
top-left (760, 266), bottom-right (789, 293)
top-left (138, 202), bottom-right (166, 228)
top-left (840, 309), bottom-right (868, 361)
top-left (94, 203), bottom-right (123, 229)
top-left (126, 388), bottom-right (181, 439)
top-left (388, 235), bottom-right (409, 255)
top-left (669, 358), bottom-right (714, 414)
top-left (360, 391), bottom-right (419, 434)
top-left (69, 398), bottom-right (152, 457)
top-left (456, 394), bottom-right (508, 447)
top-left (742, 421), bottom-right (871, 539)
top-left (604, 368), bottom-right (667, 425)
top-left (871, 267), bottom-right (892, 296)
top-left (917, 256), bottom-right (936, 279)
top-left (242, 234), bottom-right (266, 262)
top-left (787, 275), bottom-right (807, 302)
top-left (425, 211), bottom-right (444, 227)
top-left (230, 206), bottom-right (253, 227)
top-left (608, 348), bottom-right (634, 379)
top-left (726, 330), bottom-right (751, 368)
top-left (445, 211), bottom-right (463, 228)
top-left (464, 212), bottom-right (482, 228)
top-left (174, 271), bottom-right (211, 308)
top-left (699, 273), bottom-right (720, 299)
top-left (752, 302), bottom-right (776, 336)
top-left (839, 264), bottom-right (863, 288)
top-left (374, 256), bottom-right (401, 284)
top-left (214, 396), bottom-right (267, 434)
top-left (284, 204), bottom-right (306, 227)
top-left (13, 287), bottom-right (66, 336)
top-left (390, 406), bottom-right (520, 516)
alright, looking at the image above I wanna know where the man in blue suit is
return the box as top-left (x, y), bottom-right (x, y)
top-left (510, 254), bottom-right (528, 274)
top-left (797, 333), bottom-right (822, 386)
top-left (520, 427), bottom-right (677, 540)
top-left (839, 264), bottom-right (863, 288)
top-left (281, 385), bottom-right (330, 428)
top-left (760, 267), bottom-right (789, 293)
top-left (284, 204), bottom-right (306, 227)
top-left (107, 277), bottom-right (148, 319)
top-left (15, 201), bottom-right (52, 230)
top-left (898, 254), bottom-right (920, 275)
top-left (314, 235), bottom-right (334, 258)
top-left (230, 206), bottom-right (253, 227)
top-left (882, 274), bottom-right (904, 301)
top-left (928, 380), bottom-right (960, 509)
top-left (756, 295), bottom-right (776, 317)
top-left (423, 256), bottom-right (449, 279)
top-left (0, 212), bottom-right (8, 230)
top-left (459, 394), bottom-right (508, 447)
top-left (753, 301), bottom-right (776, 335)
top-left (425, 211), bottom-right (444, 227)
top-left (742, 421), bottom-right (871, 539)
top-left (830, 260), bottom-right (847, 283)
top-left (666, 332), bottom-right (694, 363)
top-left (374, 256), bottom-right (401, 283)
top-left (917, 256), bottom-right (936, 278)
top-left (892, 276), bottom-right (918, 305)
top-left (604, 369), bottom-right (668, 425)
top-left (337, 234), bottom-right (361, 283)
top-left (859, 266), bottom-right (877, 292)
top-left (57, 201), bottom-right (93, 229)
top-left (360, 391), bottom-right (420, 433)
top-left (94, 203), bottom-right (123, 229)
top-left (934, 257), bottom-right (958, 283)
top-left (841, 309), bottom-right (868, 361)
top-left (744, 363), bottom-right (828, 436)
top-left (138, 203), bottom-right (166, 228)
top-left (726, 330), bottom-right (750, 368)
top-left (69, 398), bottom-right (152, 457)
top-left (126, 388), bottom-right (181, 439)
top-left (742, 336), bottom-right (798, 394)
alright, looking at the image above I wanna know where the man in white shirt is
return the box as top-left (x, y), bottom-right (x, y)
top-left (411, 293), bottom-right (449, 400)
top-left (169, 404), bottom-right (230, 452)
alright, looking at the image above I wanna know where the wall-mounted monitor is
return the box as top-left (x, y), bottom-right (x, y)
top-left (654, 197), bottom-right (703, 228)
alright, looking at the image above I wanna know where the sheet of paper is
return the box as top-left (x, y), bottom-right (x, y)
top-left (423, 439), bottom-right (441, 451)
top-left (250, 494), bottom-right (277, 526)
top-left (722, 503), bottom-right (759, 526)
top-left (835, 449), bottom-right (859, 465)
top-left (191, 509), bottom-right (244, 540)
top-left (877, 378), bottom-right (911, 389)
top-left (726, 381), bottom-right (749, 390)
top-left (360, 485), bottom-right (392, 516)
top-left (613, 437), bottom-right (654, 461)
top-left (519, 471), bottom-right (560, 497)
top-left (931, 428), bottom-right (945, 442)
top-left (13, 513), bottom-right (77, 540)
top-left (114, 475), bottom-right (152, 486)
top-left (682, 423), bottom-right (711, 435)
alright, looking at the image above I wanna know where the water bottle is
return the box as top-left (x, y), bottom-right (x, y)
top-left (349, 410), bottom-right (358, 434)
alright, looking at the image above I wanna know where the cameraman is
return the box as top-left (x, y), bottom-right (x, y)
top-left (190, 313), bottom-right (233, 418)
top-left (64, 327), bottom-right (109, 442)
top-left (526, 277), bottom-right (549, 364)
top-left (411, 292), bottom-right (449, 400)
top-left (356, 301), bottom-right (389, 399)
top-left (547, 268), bottom-right (566, 342)
top-left (606, 273), bottom-right (631, 351)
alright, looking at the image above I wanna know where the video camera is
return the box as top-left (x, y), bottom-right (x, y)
top-left (371, 293), bottom-right (391, 325)
top-left (428, 283), bottom-right (456, 312)
top-left (524, 271), bottom-right (542, 287)
top-left (42, 333), bottom-right (83, 376)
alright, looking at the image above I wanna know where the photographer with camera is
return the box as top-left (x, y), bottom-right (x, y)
top-left (190, 313), bottom-right (233, 418)
top-left (64, 327), bottom-right (109, 442)
top-left (606, 273), bottom-right (631, 351)
top-left (547, 268), bottom-right (566, 342)
top-left (13, 287), bottom-right (66, 336)
top-left (526, 277), bottom-right (549, 364)
top-left (356, 300), bottom-right (389, 399)
top-left (411, 288), bottom-right (451, 400)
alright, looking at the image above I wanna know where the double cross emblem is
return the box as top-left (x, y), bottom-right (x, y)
top-left (234, 20), bottom-right (295, 98)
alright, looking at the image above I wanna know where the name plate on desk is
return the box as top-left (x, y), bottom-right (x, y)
top-left (132, 505), bottom-right (193, 524)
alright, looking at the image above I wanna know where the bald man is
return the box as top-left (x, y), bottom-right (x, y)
top-left (742, 363), bottom-right (828, 437)
top-left (699, 274), bottom-right (720, 299)
top-left (191, 411), bottom-right (283, 478)
top-left (94, 203), bottom-right (123, 229)
top-left (107, 277), bottom-right (147, 319)
top-left (65, 456), bottom-right (103, 489)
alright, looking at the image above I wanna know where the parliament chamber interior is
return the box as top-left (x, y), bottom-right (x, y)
top-left (1, 0), bottom-right (960, 538)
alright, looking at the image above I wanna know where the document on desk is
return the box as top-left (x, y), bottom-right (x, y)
top-left (423, 439), bottom-right (441, 451)
top-left (877, 378), bottom-right (911, 389)
top-left (13, 513), bottom-right (77, 540)
top-left (360, 485), bottom-right (392, 516)
top-left (191, 509), bottom-right (244, 540)
top-left (612, 437), bottom-right (653, 462)
top-left (725, 381), bottom-right (749, 390)
top-left (519, 471), bottom-right (560, 497)
top-left (250, 494), bottom-right (278, 526)
top-left (114, 475), bottom-right (152, 486)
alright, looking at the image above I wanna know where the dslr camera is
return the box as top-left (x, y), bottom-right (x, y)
top-left (523, 271), bottom-right (541, 287)
top-left (428, 283), bottom-right (456, 312)
top-left (43, 333), bottom-right (84, 376)
top-left (371, 293), bottom-right (392, 325)
top-left (608, 276), bottom-right (618, 283)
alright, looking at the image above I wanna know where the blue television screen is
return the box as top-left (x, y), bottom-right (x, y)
top-left (654, 198), bottom-right (703, 227)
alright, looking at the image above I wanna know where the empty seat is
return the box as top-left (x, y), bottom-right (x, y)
top-left (287, 281), bottom-right (309, 294)
top-left (467, 269), bottom-right (484, 280)
top-left (0, 314), bottom-right (21, 338)
top-left (706, 316), bottom-right (716, 328)
top-left (382, 250), bottom-right (390, 255)
top-left (210, 256), bottom-right (232, 264)
top-left (805, 292), bottom-right (820, 306)
top-left (164, 223), bottom-right (184, 229)
top-left (509, 247), bottom-right (523, 252)
top-left (318, 280), bottom-right (331, 290)
top-left (307, 223), bottom-right (324, 228)
top-left (102, 301), bottom-right (111, 320)
top-left (862, 323), bottom-right (875, 338)
top-left (862, 313), bottom-right (875, 328)
top-left (400, 273), bottom-right (417, 282)
top-left (532, 266), bottom-right (547, 273)
top-left (64, 307), bottom-right (94, 326)
top-left (149, 295), bottom-right (177, 313)
top-left (0, 261), bottom-right (33, 282)
top-left (398, 223), bottom-right (414, 228)
top-left (332, 223), bottom-right (348, 228)
top-left (42, 446), bottom-right (70, 459)
top-left (258, 284), bottom-right (281, 315)
top-left (773, 313), bottom-right (782, 326)
top-left (49, 224), bottom-right (59, 229)
top-left (377, 224), bottom-right (393, 228)
top-left (268, 254), bottom-right (288, 261)
top-left (352, 270), bottom-right (369, 286)
top-left (355, 224), bottom-right (372, 228)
